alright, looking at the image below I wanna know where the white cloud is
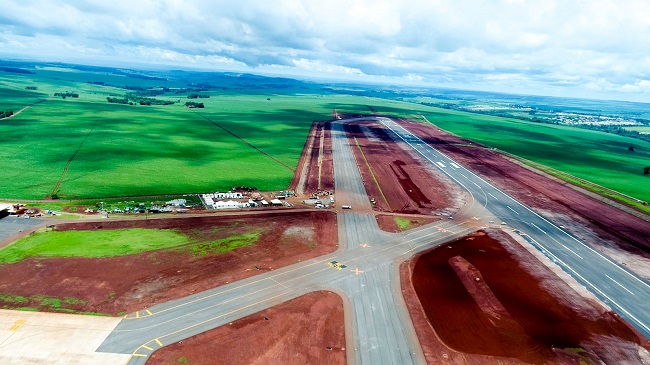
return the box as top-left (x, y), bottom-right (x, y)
top-left (0, 0), bottom-right (648, 101)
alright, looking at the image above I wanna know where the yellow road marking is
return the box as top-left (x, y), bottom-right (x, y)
top-left (142, 345), bottom-right (153, 351)
top-left (353, 136), bottom-right (391, 210)
top-left (132, 353), bottom-right (147, 357)
top-left (127, 255), bottom-right (336, 318)
top-left (123, 314), bottom-right (128, 319)
top-left (153, 292), bottom-right (289, 344)
top-left (9, 320), bottom-right (26, 331)
top-left (136, 311), bottom-right (140, 319)
top-left (146, 309), bottom-right (153, 315)
top-left (155, 338), bottom-right (163, 346)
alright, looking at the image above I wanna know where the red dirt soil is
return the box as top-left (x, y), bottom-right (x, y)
top-left (0, 212), bottom-right (338, 315)
top-left (345, 121), bottom-right (456, 215)
top-left (401, 229), bottom-right (650, 364)
top-left (289, 121), bottom-right (317, 193)
top-left (290, 121), bottom-right (334, 195)
top-left (145, 291), bottom-right (346, 365)
top-left (400, 120), bottom-right (650, 277)
top-left (375, 214), bottom-right (437, 233)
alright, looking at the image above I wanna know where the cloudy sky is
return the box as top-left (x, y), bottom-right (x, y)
top-left (1, 0), bottom-right (649, 101)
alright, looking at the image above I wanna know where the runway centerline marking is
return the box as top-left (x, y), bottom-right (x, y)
top-left (606, 274), bottom-right (635, 295)
top-left (506, 206), bottom-right (519, 215)
top-left (525, 236), bottom-right (650, 333)
top-left (529, 222), bottom-right (582, 259)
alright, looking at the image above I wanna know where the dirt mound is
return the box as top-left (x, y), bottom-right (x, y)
top-left (145, 291), bottom-right (346, 365)
top-left (344, 121), bottom-right (460, 215)
top-left (402, 230), bottom-right (649, 364)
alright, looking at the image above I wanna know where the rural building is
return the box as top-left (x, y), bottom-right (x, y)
top-left (213, 200), bottom-right (243, 209)
top-left (166, 199), bottom-right (187, 206)
top-left (270, 199), bottom-right (283, 206)
top-left (212, 192), bottom-right (243, 199)
top-left (261, 200), bottom-right (269, 207)
top-left (202, 195), bottom-right (215, 208)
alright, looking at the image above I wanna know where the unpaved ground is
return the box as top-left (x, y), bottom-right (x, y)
top-left (145, 291), bottom-right (346, 365)
top-left (0, 212), bottom-right (337, 315)
top-left (401, 229), bottom-right (650, 364)
top-left (401, 120), bottom-right (650, 279)
top-left (375, 214), bottom-right (437, 233)
top-left (344, 121), bottom-right (461, 215)
top-left (290, 121), bottom-right (333, 196)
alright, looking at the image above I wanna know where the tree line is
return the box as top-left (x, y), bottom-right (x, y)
top-left (107, 92), bottom-right (174, 106)
top-left (187, 93), bottom-right (210, 99)
top-left (184, 101), bottom-right (204, 108)
top-left (54, 92), bottom-right (79, 99)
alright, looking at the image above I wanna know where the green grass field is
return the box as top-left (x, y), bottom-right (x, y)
top-left (0, 228), bottom-right (190, 264)
top-left (0, 67), bottom-right (376, 199)
top-left (0, 225), bottom-right (264, 264)
top-left (413, 108), bottom-right (650, 202)
top-left (1, 64), bottom-right (648, 204)
top-left (394, 216), bottom-right (411, 230)
top-left (625, 126), bottom-right (650, 134)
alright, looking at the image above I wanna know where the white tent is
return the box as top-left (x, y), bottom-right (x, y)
top-left (224, 200), bottom-right (240, 208)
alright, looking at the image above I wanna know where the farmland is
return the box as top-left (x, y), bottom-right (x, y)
top-left (1, 62), bottom-right (649, 203)
top-left (0, 64), bottom-right (379, 199)
top-left (414, 108), bottom-right (650, 202)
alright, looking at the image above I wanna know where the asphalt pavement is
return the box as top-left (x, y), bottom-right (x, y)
top-left (378, 116), bottom-right (650, 339)
top-left (97, 116), bottom-right (650, 365)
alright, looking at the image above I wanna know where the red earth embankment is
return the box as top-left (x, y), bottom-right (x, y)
top-left (401, 229), bottom-right (649, 364)
top-left (344, 121), bottom-right (458, 215)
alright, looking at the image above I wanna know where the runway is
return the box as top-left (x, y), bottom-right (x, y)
top-left (97, 116), bottom-right (650, 364)
top-left (378, 116), bottom-right (650, 339)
